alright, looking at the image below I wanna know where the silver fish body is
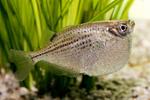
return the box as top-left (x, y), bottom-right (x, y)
top-left (30, 20), bottom-right (135, 76)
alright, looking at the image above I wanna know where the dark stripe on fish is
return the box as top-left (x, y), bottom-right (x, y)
top-left (31, 34), bottom-right (92, 59)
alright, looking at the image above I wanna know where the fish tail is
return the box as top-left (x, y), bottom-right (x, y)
top-left (9, 49), bottom-right (34, 81)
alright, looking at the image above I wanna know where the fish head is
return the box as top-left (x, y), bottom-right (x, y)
top-left (106, 20), bottom-right (135, 38)
top-left (87, 20), bottom-right (135, 76)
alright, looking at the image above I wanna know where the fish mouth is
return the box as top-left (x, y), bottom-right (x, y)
top-left (128, 20), bottom-right (135, 27)
top-left (128, 20), bottom-right (135, 33)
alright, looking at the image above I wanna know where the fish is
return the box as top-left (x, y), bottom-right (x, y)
top-left (9, 20), bottom-right (135, 81)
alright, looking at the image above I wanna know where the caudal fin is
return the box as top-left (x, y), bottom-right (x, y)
top-left (9, 49), bottom-right (34, 81)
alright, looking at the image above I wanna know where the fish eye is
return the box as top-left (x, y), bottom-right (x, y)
top-left (118, 24), bottom-right (128, 36)
top-left (120, 24), bottom-right (127, 32)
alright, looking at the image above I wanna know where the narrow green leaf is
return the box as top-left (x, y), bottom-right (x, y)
top-left (89, 0), bottom-right (123, 21)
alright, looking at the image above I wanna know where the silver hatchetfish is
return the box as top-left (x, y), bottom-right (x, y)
top-left (9, 20), bottom-right (135, 80)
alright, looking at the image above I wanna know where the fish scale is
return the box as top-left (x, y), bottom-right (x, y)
top-left (28, 20), bottom-right (134, 76)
